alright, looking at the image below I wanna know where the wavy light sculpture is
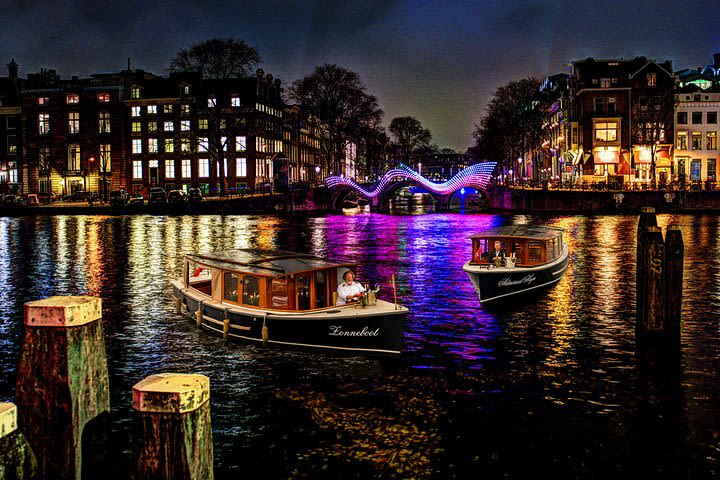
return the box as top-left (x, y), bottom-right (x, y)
top-left (325, 162), bottom-right (497, 200)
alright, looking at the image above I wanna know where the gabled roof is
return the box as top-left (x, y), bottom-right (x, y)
top-left (629, 60), bottom-right (674, 78)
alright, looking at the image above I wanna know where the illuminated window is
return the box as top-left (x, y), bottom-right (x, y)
top-left (594, 122), bottom-right (618, 142)
top-left (149, 159), bottom-right (159, 169)
top-left (707, 132), bottom-right (717, 150)
top-left (66, 94), bottom-right (79, 104)
top-left (181, 104), bottom-right (190, 115)
top-left (243, 276), bottom-right (260, 306)
top-left (181, 159), bottom-right (191, 178)
top-left (97, 93), bottom-right (110, 102)
top-left (208, 96), bottom-right (216, 108)
top-left (147, 105), bottom-right (157, 115)
top-left (180, 139), bottom-right (190, 152)
top-left (181, 120), bottom-right (190, 131)
top-left (236, 157), bottom-right (247, 177)
top-left (199, 118), bottom-right (208, 130)
top-left (131, 106), bottom-right (141, 117)
top-left (676, 131), bottom-right (688, 150)
top-left (646, 73), bottom-right (657, 87)
top-left (221, 136), bottom-right (228, 151)
top-left (692, 131), bottom-right (702, 150)
top-left (224, 272), bottom-right (239, 302)
top-left (600, 78), bottom-right (611, 88)
top-left (708, 159), bottom-right (717, 181)
top-left (68, 112), bottom-right (79, 134)
top-left (148, 138), bottom-right (158, 153)
top-left (131, 86), bottom-right (141, 99)
top-left (690, 159), bottom-right (701, 180)
top-left (165, 139), bottom-right (174, 153)
top-left (67, 144), bottom-right (80, 170)
top-left (231, 95), bottom-right (241, 107)
top-left (183, 85), bottom-right (190, 95)
top-left (165, 159), bottom-right (175, 179)
top-left (147, 121), bottom-right (157, 132)
top-left (163, 104), bottom-right (173, 114)
top-left (607, 97), bottom-right (617, 114)
top-left (271, 278), bottom-right (288, 309)
top-left (198, 158), bottom-right (209, 177)
top-left (164, 121), bottom-right (174, 132)
top-left (132, 139), bottom-right (142, 154)
top-left (236, 136), bottom-right (246, 151)
top-left (100, 144), bottom-right (111, 173)
top-left (99, 112), bottom-right (110, 133)
top-left (37, 97), bottom-right (49, 105)
top-left (133, 160), bottom-right (143, 179)
top-left (131, 122), bottom-right (142, 133)
top-left (8, 162), bottom-right (17, 183)
top-left (198, 137), bottom-right (209, 152)
top-left (7, 135), bottom-right (16, 154)
top-left (38, 113), bottom-right (50, 134)
top-left (216, 158), bottom-right (228, 177)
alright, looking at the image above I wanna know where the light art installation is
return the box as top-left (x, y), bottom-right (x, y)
top-left (325, 162), bottom-right (497, 200)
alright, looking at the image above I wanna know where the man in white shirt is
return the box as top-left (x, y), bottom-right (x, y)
top-left (336, 270), bottom-right (366, 305)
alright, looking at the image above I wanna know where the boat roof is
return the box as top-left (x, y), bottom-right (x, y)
top-left (469, 225), bottom-right (565, 241)
top-left (185, 249), bottom-right (355, 276)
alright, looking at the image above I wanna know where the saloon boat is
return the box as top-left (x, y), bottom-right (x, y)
top-left (462, 225), bottom-right (569, 304)
top-left (171, 250), bottom-right (407, 356)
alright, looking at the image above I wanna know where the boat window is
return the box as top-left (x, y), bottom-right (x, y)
top-left (224, 272), bottom-right (239, 302)
top-left (242, 276), bottom-right (260, 306)
top-left (511, 242), bottom-right (523, 262)
top-left (271, 278), bottom-right (289, 309)
top-left (315, 270), bottom-right (327, 308)
top-left (297, 274), bottom-right (311, 310)
top-left (188, 262), bottom-right (211, 286)
top-left (475, 239), bottom-right (488, 261)
top-left (528, 241), bottom-right (543, 264)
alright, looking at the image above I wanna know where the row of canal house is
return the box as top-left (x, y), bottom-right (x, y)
top-left (537, 53), bottom-right (720, 186)
top-left (0, 60), bottom-right (328, 196)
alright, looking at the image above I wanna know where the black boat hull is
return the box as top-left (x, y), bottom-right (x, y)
top-left (173, 283), bottom-right (405, 356)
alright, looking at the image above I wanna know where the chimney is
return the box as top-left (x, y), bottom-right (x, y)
top-left (7, 58), bottom-right (19, 78)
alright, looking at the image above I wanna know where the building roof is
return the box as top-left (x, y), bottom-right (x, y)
top-left (185, 249), bottom-right (354, 277)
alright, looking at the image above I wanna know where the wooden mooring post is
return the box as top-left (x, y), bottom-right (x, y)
top-left (15, 296), bottom-right (110, 479)
top-left (0, 402), bottom-right (37, 480)
top-left (132, 373), bottom-right (213, 480)
top-left (636, 213), bottom-right (684, 341)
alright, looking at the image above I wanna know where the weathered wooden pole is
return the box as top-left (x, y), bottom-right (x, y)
top-left (636, 207), bottom-right (657, 325)
top-left (132, 373), bottom-right (213, 480)
top-left (664, 225), bottom-right (684, 338)
top-left (15, 296), bottom-right (110, 479)
top-left (639, 226), bottom-right (666, 336)
top-left (0, 402), bottom-right (37, 479)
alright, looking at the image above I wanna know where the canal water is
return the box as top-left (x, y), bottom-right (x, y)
top-left (0, 211), bottom-right (719, 478)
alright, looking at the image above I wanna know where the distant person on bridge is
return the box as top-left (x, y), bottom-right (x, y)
top-left (336, 270), bottom-right (366, 305)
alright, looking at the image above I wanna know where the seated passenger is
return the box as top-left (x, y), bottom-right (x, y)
top-left (485, 240), bottom-right (506, 262)
top-left (336, 270), bottom-right (366, 305)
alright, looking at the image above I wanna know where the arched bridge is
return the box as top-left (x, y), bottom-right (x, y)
top-left (325, 162), bottom-right (497, 210)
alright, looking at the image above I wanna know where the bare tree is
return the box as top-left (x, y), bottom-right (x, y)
top-left (632, 93), bottom-right (676, 182)
top-left (289, 64), bottom-right (383, 175)
top-left (388, 116), bottom-right (432, 165)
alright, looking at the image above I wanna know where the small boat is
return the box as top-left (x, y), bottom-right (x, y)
top-left (462, 225), bottom-right (569, 304)
top-left (171, 250), bottom-right (407, 355)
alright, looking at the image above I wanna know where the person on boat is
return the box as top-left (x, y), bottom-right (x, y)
top-left (484, 240), bottom-right (506, 262)
top-left (336, 270), bottom-right (366, 305)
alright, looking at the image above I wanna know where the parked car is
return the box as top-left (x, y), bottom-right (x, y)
top-left (37, 191), bottom-right (58, 204)
top-left (69, 191), bottom-right (91, 202)
top-left (167, 189), bottom-right (189, 205)
top-left (148, 187), bottom-right (168, 205)
top-left (26, 194), bottom-right (39, 206)
top-left (3, 194), bottom-right (26, 206)
top-left (109, 189), bottom-right (129, 206)
top-left (188, 187), bottom-right (204, 202)
top-left (128, 193), bottom-right (144, 206)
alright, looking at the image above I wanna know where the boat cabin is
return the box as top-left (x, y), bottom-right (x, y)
top-left (469, 225), bottom-right (565, 267)
top-left (182, 250), bottom-right (357, 311)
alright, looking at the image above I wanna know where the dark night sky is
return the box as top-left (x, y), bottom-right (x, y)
top-left (2, 0), bottom-right (719, 150)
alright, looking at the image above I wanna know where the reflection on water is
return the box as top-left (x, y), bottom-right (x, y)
top-left (1, 213), bottom-right (720, 478)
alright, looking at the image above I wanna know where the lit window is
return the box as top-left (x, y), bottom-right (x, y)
top-left (692, 131), bottom-right (702, 150)
top-left (165, 159), bottom-right (175, 179)
top-left (236, 157), bottom-right (247, 177)
top-left (199, 158), bottom-right (209, 177)
top-left (68, 112), bottom-right (80, 134)
top-left (7, 135), bottom-right (17, 154)
top-left (236, 136), bottom-right (246, 151)
top-left (99, 112), bottom-right (111, 133)
top-left (221, 136), bottom-right (228, 151)
top-left (594, 122), bottom-right (618, 142)
top-left (132, 122), bottom-right (142, 133)
top-left (8, 162), bottom-right (18, 183)
top-left (148, 138), bottom-right (158, 153)
top-left (131, 106), bottom-right (141, 117)
top-left (133, 160), bottom-right (143, 179)
top-left (707, 131), bottom-right (717, 150)
top-left (208, 96), bottom-right (216, 108)
top-left (646, 73), bottom-right (657, 87)
top-left (199, 118), bottom-right (208, 130)
top-left (66, 94), bottom-right (79, 104)
top-left (676, 131), bottom-right (688, 150)
top-left (181, 120), bottom-right (190, 131)
top-left (181, 159), bottom-right (191, 178)
top-left (165, 139), bottom-right (174, 153)
top-left (181, 104), bottom-right (190, 114)
top-left (100, 144), bottom-right (111, 173)
top-left (163, 105), bottom-right (173, 114)
top-left (217, 158), bottom-right (228, 177)
top-left (183, 85), bottom-right (190, 95)
top-left (149, 159), bottom-right (159, 168)
top-left (97, 93), bottom-right (110, 102)
top-left (164, 121), bottom-right (174, 132)
top-left (181, 139), bottom-right (190, 152)
top-left (199, 137), bottom-right (209, 152)
top-left (132, 139), bottom-right (142, 154)
top-left (147, 105), bottom-right (157, 115)
top-left (38, 97), bottom-right (49, 105)
top-left (148, 121), bottom-right (157, 132)
top-left (67, 144), bottom-right (81, 170)
top-left (131, 86), bottom-right (141, 99)
top-left (231, 95), bottom-right (241, 107)
top-left (38, 113), bottom-right (50, 134)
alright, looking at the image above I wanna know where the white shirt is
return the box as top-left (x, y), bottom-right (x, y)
top-left (336, 281), bottom-right (365, 305)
